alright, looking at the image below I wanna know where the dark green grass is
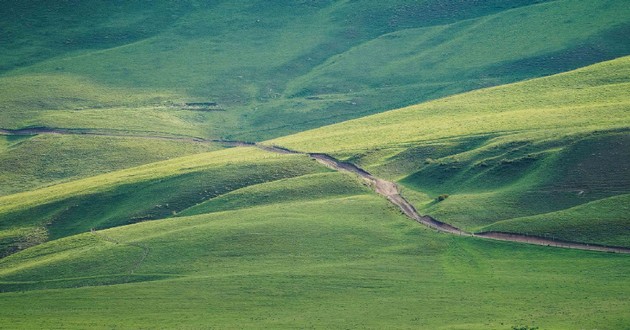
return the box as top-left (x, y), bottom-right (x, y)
top-left (401, 131), bottom-right (630, 230)
top-left (482, 194), bottom-right (630, 247)
top-left (2, 0), bottom-right (628, 140)
top-left (0, 196), bottom-right (628, 329)
top-left (272, 57), bottom-right (630, 245)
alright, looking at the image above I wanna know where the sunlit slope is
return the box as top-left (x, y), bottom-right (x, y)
top-left (0, 74), bottom-right (213, 135)
top-left (0, 134), bottom-right (221, 196)
top-left (269, 56), bottom-right (630, 245)
top-left (2, 0), bottom-right (629, 140)
top-left (178, 172), bottom-right (370, 216)
top-left (0, 147), bottom-right (327, 257)
top-left (1, 194), bottom-right (629, 329)
top-left (481, 194), bottom-right (630, 247)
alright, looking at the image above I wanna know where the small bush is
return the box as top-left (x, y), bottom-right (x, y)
top-left (512, 326), bottom-right (538, 330)
top-left (436, 194), bottom-right (449, 202)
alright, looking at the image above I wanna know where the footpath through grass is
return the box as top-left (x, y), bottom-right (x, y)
top-left (0, 195), bottom-right (629, 329)
top-left (269, 56), bottom-right (630, 247)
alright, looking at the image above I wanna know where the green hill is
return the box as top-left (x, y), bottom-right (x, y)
top-left (270, 56), bottom-right (630, 246)
top-left (1, 183), bottom-right (629, 329)
top-left (1, 1), bottom-right (630, 328)
top-left (1, 0), bottom-right (629, 140)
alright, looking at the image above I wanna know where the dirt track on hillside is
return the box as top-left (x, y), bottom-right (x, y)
top-left (2, 127), bottom-right (629, 254)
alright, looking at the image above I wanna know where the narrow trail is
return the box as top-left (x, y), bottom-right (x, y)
top-left (268, 148), bottom-right (630, 254)
top-left (3, 127), bottom-right (629, 254)
top-left (308, 153), bottom-right (468, 235)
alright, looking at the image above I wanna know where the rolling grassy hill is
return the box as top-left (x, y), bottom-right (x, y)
top-left (1, 0), bottom-right (629, 141)
top-left (1, 187), bottom-right (629, 329)
top-left (1, 1), bottom-right (630, 329)
top-left (0, 134), bottom-right (222, 196)
top-left (270, 56), bottom-right (630, 247)
top-left (0, 147), bottom-right (327, 256)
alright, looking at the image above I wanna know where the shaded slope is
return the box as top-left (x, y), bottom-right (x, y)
top-left (480, 194), bottom-right (630, 247)
top-left (0, 147), bottom-right (326, 257)
top-left (2, 0), bottom-right (629, 140)
top-left (1, 194), bottom-right (629, 329)
top-left (269, 56), bottom-right (630, 244)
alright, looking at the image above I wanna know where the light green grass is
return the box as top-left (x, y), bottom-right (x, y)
top-left (1, 1), bottom-right (629, 327)
top-left (0, 147), bottom-right (275, 214)
top-left (270, 56), bottom-right (630, 153)
top-left (269, 57), bottom-right (630, 245)
top-left (0, 147), bottom-right (327, 256)
top-left (0, 134), bottom-right (222, 196)
top-left (481, 194), bottom-right (630, 247)
top-left (178, 172), bottom-right (370, 216)
top-left (0, 195), bottom-right (629, 329)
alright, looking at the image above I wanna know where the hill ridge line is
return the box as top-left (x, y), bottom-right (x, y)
top-left (257, 144), bottom-right (630, 254)
top-left (2, 127), bottom-right (628, 254)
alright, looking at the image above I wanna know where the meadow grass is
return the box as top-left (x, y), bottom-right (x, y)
top-left (178, 172), bottom-right (370, 216)
top-left (269, 57), bottom-right (630, 245)
top-left (0, 147), bottom-right (282, 214)
top-left (0, 1), bottom-right (629, 327)
top-left (2, 1), bottom-right (628, 140)
top-left (0, 147), bottom-right (327, 256)
top-left (270, 56), bottom-right (630, 153)
top-left (0, 134), bottom-right (222, 196)
top-left (481, 194), bottom-right (630, 248)
top-left (0, 195), bottom-right (628, 329)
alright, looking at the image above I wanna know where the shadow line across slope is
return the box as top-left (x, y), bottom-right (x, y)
top-left (2, 127), bottom-right (628, 254)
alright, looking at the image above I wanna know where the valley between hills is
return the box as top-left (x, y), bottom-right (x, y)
top-left (1, 1), bottom-right (629, 329)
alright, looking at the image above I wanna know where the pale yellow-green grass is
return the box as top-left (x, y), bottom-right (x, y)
top-left (0, 147), bottom-right (303, 215)
top-left (269, 56), bottom-right (630, 154)
top-left (0, 134), bottom-right (223, 196)
top-left (0, 73), bottom-right (217, 137)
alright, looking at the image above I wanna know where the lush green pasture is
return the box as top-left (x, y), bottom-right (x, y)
top-left (0, 148), bottom-right (326, 256)
top-left (0, 134), bottom-right (222, 196)
top-left (0, 196), bottom-right (629, 329)
top-left (178, 172), bottom-right (370, 216)
top-left (2, 1), bottom-right (628, 140)
top-left (0, 1), bottom-right (629, 328)
top-left (482, 194), bottom-right (630, 248)
top-left (270, 56), bottom-right (630, 153)
top-left (270, 57), bottom-right (630, 245)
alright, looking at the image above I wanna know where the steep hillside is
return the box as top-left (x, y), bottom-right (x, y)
top-left (270, 56), bottom-right (630, 246)
top-left (1, 0), bottom-right (629, 140)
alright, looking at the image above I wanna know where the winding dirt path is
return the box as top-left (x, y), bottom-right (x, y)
top-left (3, 127), bottom-right (629, 254)
top-left (273, 148), bottom-right (630, 254)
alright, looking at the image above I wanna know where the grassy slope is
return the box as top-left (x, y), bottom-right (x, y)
top-left (1, 0), bottom-right (628, 140)
top-left (0, 1), bottom-right (628, 327)
top-left (0, 147), bottom-right (327, 256)
top-left (0, 134), bottom-right (222, 196)
top-left (0, 195), bottom-right (629, 329)
top-left (270, 56), bottom-right (630, 245)
top-left (482, 194), bottom-right (630, 247)
top-left (178, 172), bottom-right (371, 216)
